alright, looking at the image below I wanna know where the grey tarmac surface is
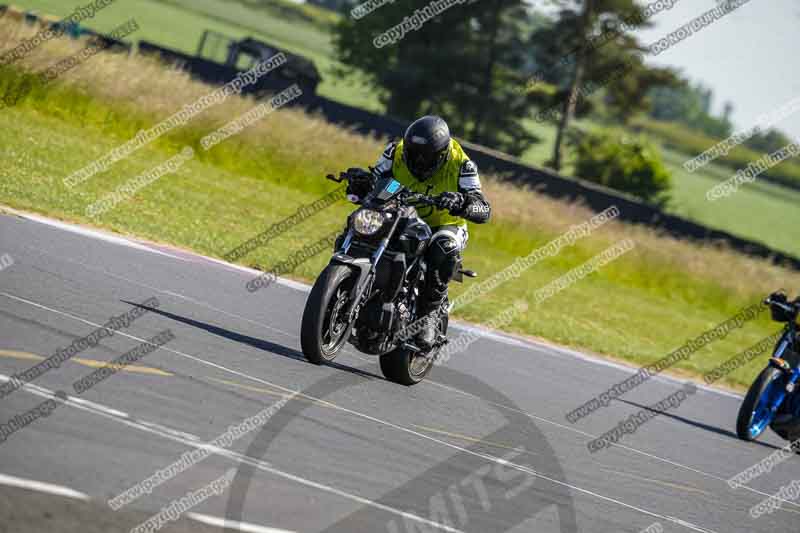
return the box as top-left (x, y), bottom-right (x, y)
top-left (0, 210), bottom-right (798, 533)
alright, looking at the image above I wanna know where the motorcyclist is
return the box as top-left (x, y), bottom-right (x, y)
top-left (344, 115), bottom-right (491, 350)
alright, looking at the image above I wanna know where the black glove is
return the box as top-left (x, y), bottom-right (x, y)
top-left (344, 167), bottom-right (374, 200)
top-left (767, 291), bottom-right (789, 304)
top-left (436, 191), bottom-right (465, 214)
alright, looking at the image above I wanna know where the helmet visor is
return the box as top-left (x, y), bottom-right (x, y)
top-left (404, 142), bottom-right (448, 179)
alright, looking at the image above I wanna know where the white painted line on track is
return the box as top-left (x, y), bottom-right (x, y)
top-left (10, 209), bottom-right (303, 291)
top-left (12, 208), bottom-right (742, 400)
top-left (68, 396), bottom-right (130, 419)
top-left (23, 245), bottom-right (365, 359)
top-left (187, 512), bottom-right (298, 533)
top-left (1, 212), bottom-right (770, 525)
top-left (2, 289), bottom-right (788, 523)
top-left (0, 474), bottom-right (296, 533)
top-left (423, 378), bottom-right (800, 510)
top-left (0, 472), bottom-right (296, 533)
top-left (0, 473), bottom-right (90, 501)
top-left (23, 244), bottom-right (298, 341)
top-left (0, 293), bottom-right (721, 532)
top-left (0, 374), bottom-right (463, 533)
top-left (12, 212), bottom-right (189, 262)
top-left (445, 320), bottom-right (744, 400)
top-left (0, 277), bottom-right (763, 515)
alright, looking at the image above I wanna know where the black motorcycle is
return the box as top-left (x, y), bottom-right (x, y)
top-left (300, 172), bottom-right (476, 385)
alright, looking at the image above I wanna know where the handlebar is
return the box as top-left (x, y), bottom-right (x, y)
top-left (765, 297), bottom-right (798, 314)
top-left (765, 291), bottom-right (800, 316)
top-left (325, 170), bottom-right (443, 208)
top-left (403, 192), bottom-right (439, 208)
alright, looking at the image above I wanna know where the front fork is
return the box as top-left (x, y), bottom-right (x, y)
top-left (335, 217), bottom-right (399, 324)
top-left (766, 334), bottom-right (800, 415)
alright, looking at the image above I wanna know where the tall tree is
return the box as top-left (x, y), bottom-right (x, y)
top-left (529, 0), bottom-right (677, 171)
top-left (334, 0), bottom-right (538, 155)
top-left (550, 0), bottom-right (592, 172)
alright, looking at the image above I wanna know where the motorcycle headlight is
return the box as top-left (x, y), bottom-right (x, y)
top-left (352, 209), bottom-right (385, 236)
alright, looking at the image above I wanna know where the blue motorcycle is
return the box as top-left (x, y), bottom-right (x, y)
top-left (737, 292), bottom-right (800, 442)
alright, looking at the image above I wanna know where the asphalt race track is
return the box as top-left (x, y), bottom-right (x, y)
top-left (1, 210), bottom-right (799, 533)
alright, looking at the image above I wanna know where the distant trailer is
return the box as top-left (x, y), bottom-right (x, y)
top-left (138, 30), bottom-right (321, 101)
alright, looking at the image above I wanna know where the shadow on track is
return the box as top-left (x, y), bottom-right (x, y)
top-left (121, 300), bottom-right (383, 381)
top-left (617, 398), bottom-right (789, 452)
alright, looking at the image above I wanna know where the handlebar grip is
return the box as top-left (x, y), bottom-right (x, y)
top-left (326, 173), bottom-right (348, 183)
top-left (767, 299), bottom-right (796, 313)
top-left (415, 197), bottom-right (437, 207)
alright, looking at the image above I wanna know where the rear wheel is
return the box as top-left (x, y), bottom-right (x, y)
top-left (301, 264), bottom-right (354, 364)
top-left (380, 316), bottom-right (447, 386)
top-left (737, 367), bottom-right (784, 440)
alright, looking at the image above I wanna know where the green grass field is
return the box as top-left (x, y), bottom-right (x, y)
top-left (8, 0), bottom-right (383, 111)
top-left (1, 20), bottom-right (799, 392)
top-left (9, 0), bottom-right (800, 259)
top-left (0, 102), bottom-right (789, 391)
top-left (659, 147), bottom-right (800, 256)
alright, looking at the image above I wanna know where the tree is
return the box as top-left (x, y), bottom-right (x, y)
top-left (745, 128), bottom-right (794, 153)
top-left (528, 0), bottom-right (678, 171)
top-left (648, 81), bottom-right (733, 138)
top-left (334, 0), bottom-right (539, 155)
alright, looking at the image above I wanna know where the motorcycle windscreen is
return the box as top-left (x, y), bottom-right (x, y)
top-left (372, 177), bottom-right (403, 202)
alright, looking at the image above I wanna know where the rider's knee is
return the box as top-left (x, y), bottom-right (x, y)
top-left (426, 237), bottom-right (461, 286)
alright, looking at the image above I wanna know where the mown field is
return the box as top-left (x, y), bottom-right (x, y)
top-left (7, 0), bottom-right (383, 111)
top-left (9, 0), bottom-right (800, 258)
top-left (1, 18), bottom-right (798, 392)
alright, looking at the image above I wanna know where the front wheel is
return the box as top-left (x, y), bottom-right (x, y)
top-left (380, 316), bottom-right (447, 386)
top-left (301, 264), bottom-right (354, 365)
top-left (737, 367), bottom-right (784, 441)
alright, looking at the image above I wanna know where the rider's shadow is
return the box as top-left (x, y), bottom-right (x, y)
top-left (617, 398), bottom-right (791, 453)
top-left (120, 300), bottom-right (383, 380)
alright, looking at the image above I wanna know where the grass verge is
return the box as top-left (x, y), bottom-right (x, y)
top-left (1, 17), bottom-right (798, 393)
top-left (9, 0), bottom-right (800, 259)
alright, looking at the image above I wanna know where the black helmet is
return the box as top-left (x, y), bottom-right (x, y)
top-left (402, 115), bottom-right (451, 180)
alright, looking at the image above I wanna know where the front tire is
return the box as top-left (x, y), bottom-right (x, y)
top-left (301, 264), bottom-right (354, 365)
top-left (380, 316), bottom-right (447, 386)
top-left (737, 367), bottom-right (784, 441)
